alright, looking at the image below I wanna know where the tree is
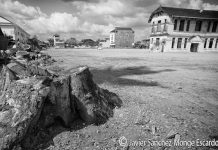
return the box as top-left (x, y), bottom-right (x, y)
top-left (27, 35), bottom-right (41, 50)
top-left (80, 39), bottom-right (97, 47)
top-left (65, 37), bottom-right (77, 47)
top-left (47, 38), bottom-right (54, 46)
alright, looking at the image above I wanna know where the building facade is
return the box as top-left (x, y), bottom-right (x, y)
top-left (110, 27), bottom-right (134, 48)
top-left (148, 6), bottom-right (218, 52)
top-left (0, 16), bottom-right (30, 44)
top-left (53, 34), bottom-right (65, 48)
top-left (99, 38), bottom-right (110, 48)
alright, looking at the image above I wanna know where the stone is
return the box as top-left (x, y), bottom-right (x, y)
top-left (27, 65), bottom-right (51, 77)
top-left (70, 66), bottom-right (122, 124)
top-left (151, 125), bottom-right (157, 135)
top-left (7, 62), bottom-right (29, 78)
top-left (0, 66), bottom-right (17, 101)
top-left (174, 134), bottom-right (180, 144)
top-left (0, 77), bottom-right (50, 150)
top-left (166, 129), bottom-right (178, 139)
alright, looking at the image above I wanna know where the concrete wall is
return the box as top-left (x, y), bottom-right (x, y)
top-left (100, 39), bottom-right (110, 48)
top-left (14, 25), bottom-right (30, 43)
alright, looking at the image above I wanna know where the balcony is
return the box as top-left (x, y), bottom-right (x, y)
top-left (151, 23), bottom-right (168, 34)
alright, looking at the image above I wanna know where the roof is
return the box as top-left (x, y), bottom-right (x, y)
top-left (110, 27), bottom-right (134, 33)
top-left (148, 6), bottom-right (218, 22)
top-left (0, 16), bottom-right (30, 36)
top-left (54, 34), bottom-right (60, 37)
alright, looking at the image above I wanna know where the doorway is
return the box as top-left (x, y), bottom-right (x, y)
top-left (190, 43), bottom-right (199, 52)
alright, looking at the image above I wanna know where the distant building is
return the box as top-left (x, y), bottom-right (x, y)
top-left (53, 34), bottom-right (65, 48)
top-left (110, 27), bottom-right (134, 48)
top-left (142, 39), bottom-right (150, 49)
top-left (0, 16), bottom-right (30, 44)
top-left (99, 38), bottom-right (110, 48)
top-left (148, 6), bottom-right (218, 52)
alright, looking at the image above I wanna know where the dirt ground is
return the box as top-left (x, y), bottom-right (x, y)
top-left (43, 48), bottom-right (218, 150)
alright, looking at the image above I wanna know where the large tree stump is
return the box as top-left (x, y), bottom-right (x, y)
top-left (70, 66), bottom-right (122, 124)
top-left (0, 65), bottom-right (122, 149)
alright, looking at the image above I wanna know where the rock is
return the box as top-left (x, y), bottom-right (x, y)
top-left (174, 134), bottom-right (180, 144)
top-left (0, 65), bottom-right (17, 100)
top-left (70, 66), bottom-right (122, 124)
top-left (151, 125), bottom-right (157, 135)
top-left (0, 77), bottom-right (50, 149)
top-left (166, 129), bottom-right (178, 139)
top-left (7, 62), bottom-right (30, 78)
top-left (27, 65), bottom-right (52, 77)
top-left (47, 75), bottom-right (76, 127)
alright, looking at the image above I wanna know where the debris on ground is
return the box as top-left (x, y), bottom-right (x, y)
top-left (0, 46), bottom-right (122, 149)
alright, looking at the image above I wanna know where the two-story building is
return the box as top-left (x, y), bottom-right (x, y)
top-left (110, 27), bottom-right (134, 48)
top-left (53, 34), bottom-right (65, 48)
top-left (148, 6), bottom-right (218, 52)
top-left (0, 16), bottom-right (30, 44)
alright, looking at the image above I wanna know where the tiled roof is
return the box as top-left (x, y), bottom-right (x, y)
top-left (110, 27), bottom-right (133, 32)
top-left (149, 6), bottom-right (218, 22)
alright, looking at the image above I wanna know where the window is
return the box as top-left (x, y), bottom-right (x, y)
top-left (165, 19), bottom-right (167, 23)
top-left (174, 19), bottom-right (177, 30)
top-left (177, 38), bottom-right (182, 48)
top-left (209, 38), bottom-right (214, 48)
top-left (215, 38), bottom-right (218, 48)
top-left (157, 20), bottom-right (161, 32)
top-left (179, 20), bottom-right (185, 31)
top-left (204, 38), bottom-right (207, 48)
top-left (207, 21), bottom-right (211, 32)
top-left (184, 38), bottom-right (188, 49)
top-left (156, 38), bottom-right (160, 46)
top-left (186, 20), bottom-right (190, 31)
top-left (172, 38), bottom-right (175, 48)
top-left (195, 20), bottom-right (202, 31)
top-left (212, 21), bottom-right (217, 32)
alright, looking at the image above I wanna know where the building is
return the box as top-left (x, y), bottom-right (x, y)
top-left (0, 16), bottom-right (30, 44)
top-left (148, 6), bottom-right (218, 52)
top-left (53, 34), bottom-right (65, 48)
top-left (110, 27), bottom-right (134, 48)
top-left (99, 38), bottom-right (110, 48)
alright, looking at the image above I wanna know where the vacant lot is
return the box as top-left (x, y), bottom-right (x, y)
top-left (44, 48), bottom-right (218, 150)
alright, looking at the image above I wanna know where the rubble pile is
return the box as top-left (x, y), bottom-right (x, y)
top-left (0, 46), bottom-right (122, 149)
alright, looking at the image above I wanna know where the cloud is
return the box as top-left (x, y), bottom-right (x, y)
top-left (159, 0), bottom-right (218, 10)
top-left (0, 0), bottom-right (113, 40)
top-left (62, 0), bottom-right (100, 2)
top-left (0, 0), bottom-right (45, 20)
top-left (0, 0), bottom-right (218, 41)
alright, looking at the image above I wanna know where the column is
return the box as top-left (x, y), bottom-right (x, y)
top-left (206, 38), bottom-right (210, 49)
top-left (174, 38), bottom-right (178, 49)
top-left (184, 20), bottom-right (187, 32)
top-left (212, 38), bottom-right (216, 49)
top-left (177, 20), bottom-right (180, 31)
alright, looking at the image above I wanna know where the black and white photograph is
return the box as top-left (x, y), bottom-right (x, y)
top-left (0, 0), bottom-right (218, 149)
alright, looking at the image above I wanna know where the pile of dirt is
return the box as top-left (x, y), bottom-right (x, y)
top-left (0, 47), bottom-right (122, 149)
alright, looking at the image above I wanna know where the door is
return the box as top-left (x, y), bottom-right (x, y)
top-left (190, 43), bottom-right (199, 52)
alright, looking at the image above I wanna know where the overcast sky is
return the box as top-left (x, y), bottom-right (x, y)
top-left (1, 0), bottom-right (218, 41)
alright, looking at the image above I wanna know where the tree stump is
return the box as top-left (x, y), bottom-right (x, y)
top-left (71, 66), bottom-right (122, 124)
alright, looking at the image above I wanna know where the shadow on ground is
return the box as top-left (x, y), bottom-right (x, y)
top-left (91, 66), bottom-right (175, 87)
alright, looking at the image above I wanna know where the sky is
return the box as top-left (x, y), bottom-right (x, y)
top-left (0, 0), bottom-right (218, 41)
